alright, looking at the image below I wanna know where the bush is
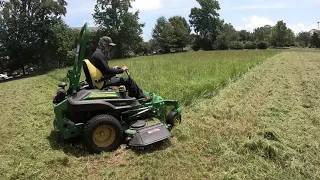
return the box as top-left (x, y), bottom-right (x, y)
top-left (230, 41), bottom-right (244, 50)
top-left (257, 41), bottom-right (268, 49)
top-left (191, 44), bottom-right (200, 51)
top-left (217, 43), bottom-right (229, 50)
top-left (244, 42), bottom-right (256, 49)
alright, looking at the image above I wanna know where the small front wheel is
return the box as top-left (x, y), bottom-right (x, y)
top-left (83, 114), bottom-right (123, 153)
top-left (166, 111), bottom-right (181, 126)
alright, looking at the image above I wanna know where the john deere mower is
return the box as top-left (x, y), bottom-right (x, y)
top-left (52, 22), bottom-right (182, 153)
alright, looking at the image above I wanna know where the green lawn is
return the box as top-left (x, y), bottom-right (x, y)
top-left (7, 49), bottom-right (320, 179)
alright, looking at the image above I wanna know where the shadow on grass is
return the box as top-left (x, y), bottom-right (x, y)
top-left (47, 130), bottom-right (91, 157)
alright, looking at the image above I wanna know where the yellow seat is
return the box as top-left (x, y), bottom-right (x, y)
top-left (83, 59), bottom-right (105, 89)
top-left (83, 59), bottom-right (123, 91)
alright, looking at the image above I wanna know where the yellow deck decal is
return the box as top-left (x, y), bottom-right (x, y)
top-left (87, 93), bottom-right (118, 98)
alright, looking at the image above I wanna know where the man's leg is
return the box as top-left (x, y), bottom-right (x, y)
top-left (108, 77), bottom-right (145, 99)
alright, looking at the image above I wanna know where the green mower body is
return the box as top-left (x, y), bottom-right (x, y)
top-left (52, 23), bottom-right (181, 153)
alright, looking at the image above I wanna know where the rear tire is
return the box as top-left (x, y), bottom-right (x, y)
top-left (83, 114), bottom-right (123, 153)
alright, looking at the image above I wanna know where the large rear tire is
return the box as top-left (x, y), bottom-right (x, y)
top-left (83, 114), bottom-right (123, 153)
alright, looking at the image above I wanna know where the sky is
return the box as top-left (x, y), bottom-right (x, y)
top-left (63, 0), bottom-right (320, 41)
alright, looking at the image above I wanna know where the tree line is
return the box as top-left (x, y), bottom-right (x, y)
top-left (0, 0), bottom-right (319, 75)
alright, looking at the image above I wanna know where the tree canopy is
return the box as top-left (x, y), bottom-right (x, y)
top-left (296, 32), bottom-right (311, 47)
top-left (152, 16), bottom-right (191, 53)
top-left (310, 31), bottom-right (320, 48)
top-left (93, 0), bottom-right (144, 59)
top-left (189, 0), bottom-right (223, 50)
top-left (0, 0), bottom-right (68, 73)
top-left (0, 0), bottom-right (318, 75)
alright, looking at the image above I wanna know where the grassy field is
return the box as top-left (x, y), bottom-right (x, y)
top-left (1, 49), bottom-right (320, 179)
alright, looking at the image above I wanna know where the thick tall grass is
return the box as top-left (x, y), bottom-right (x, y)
top-left (48, 50), bottom-right (280, 105)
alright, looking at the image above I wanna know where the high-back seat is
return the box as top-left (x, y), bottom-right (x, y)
top-left (83, 59), bottom-right (105, 90)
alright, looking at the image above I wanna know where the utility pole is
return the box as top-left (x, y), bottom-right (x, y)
top-left (318, 22), bottom-right (319, 30)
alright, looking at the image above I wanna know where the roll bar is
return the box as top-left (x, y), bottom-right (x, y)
top-left (67, 22), bottom-right (90, 94)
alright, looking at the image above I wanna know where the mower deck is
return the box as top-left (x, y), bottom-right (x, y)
top-left (127, 123), bottom-right (172, 147)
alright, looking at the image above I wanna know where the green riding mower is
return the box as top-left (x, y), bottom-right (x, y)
top-left (52, 22), bottom-right (182, 153)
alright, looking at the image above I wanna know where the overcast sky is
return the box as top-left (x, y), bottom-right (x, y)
top-left (63, 0), bottom-right (320, 41)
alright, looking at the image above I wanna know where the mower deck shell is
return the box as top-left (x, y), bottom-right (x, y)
top-left (128, 123), bottom-right (172, 147)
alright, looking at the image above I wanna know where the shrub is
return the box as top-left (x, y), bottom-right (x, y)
top-left (244, 42), bottom-right (256, 49)
top-left (217, 43), bottom-right (229, 50)
top-left (230, 41), bottom-right (244, 50)
top-left (191, 44), bottom-right (200, 51)
top-left (257, 41), bottom-right (268, 49)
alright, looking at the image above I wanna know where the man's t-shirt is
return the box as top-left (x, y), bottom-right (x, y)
top-left (91, 49), bottom-right (124, 76)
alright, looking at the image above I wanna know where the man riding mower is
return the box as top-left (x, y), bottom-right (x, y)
top-left (88, 36), bottom-right (152, 102)
top-left (52, 22), bottom-right (182, 153)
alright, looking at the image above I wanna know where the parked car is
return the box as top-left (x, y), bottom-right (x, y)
top-left (0, 74), bottom-right (9, 80)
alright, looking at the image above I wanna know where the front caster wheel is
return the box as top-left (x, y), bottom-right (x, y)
top-left (166, 111), bottom-right (181, 127)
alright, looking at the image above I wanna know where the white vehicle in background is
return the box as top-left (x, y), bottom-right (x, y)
top-left (0, 73), bottom-right (9, 80)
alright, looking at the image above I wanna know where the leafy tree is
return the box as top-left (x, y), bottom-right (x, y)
top-left (168, 16), bottom-right (191, 51)
top-left (152, 16), bottom-right (174, 53)
top-left (215, 23), bottom-right (238, 50)
top-left (0, 0), bottom-right (67, 73)
top-left (93, 0), bottom-right (144, 58)
top-left (48, 20), bottom-right (78, 67)
top-left (189, 0), bottom-right (223, 50)
top-left (134, 41), bottom-right (151, 56)
top-left (285, 28), bottom-right (295, 46)
top-left (148, 38), bottom-right (160, 53)
top-left (269, 20), bottom-right (288, 48)
top-left (190, 35), bottom-right (205, 51)
top-left (253, 25), bottom-right (272, 42)
top-left (238, 30), bottom-right (253, 42)
top-left (310, 31), bottom-right (320, 48)
top-left (296, 31), bottom-right (311, 47)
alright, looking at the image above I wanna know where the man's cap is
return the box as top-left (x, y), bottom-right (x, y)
top-left (101, 36), bottom-right (116, 46)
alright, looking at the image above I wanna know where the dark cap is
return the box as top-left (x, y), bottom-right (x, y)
top-left (100, 36), bottom-right (116, 46)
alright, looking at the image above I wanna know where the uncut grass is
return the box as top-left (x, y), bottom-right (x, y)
top-left (47, 50), bottom-right (280, 105)
top-left (0, 50), bottom-right (286, 179)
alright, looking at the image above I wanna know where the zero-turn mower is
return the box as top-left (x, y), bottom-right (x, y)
top-left (52, 22), bottom-right (182, 153)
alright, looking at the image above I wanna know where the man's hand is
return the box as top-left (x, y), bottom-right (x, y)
top-left (122, 66), bottom-right (129, 71)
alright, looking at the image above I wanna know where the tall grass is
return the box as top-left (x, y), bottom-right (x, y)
top-left (48, 50), bottom-right (280, 105)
